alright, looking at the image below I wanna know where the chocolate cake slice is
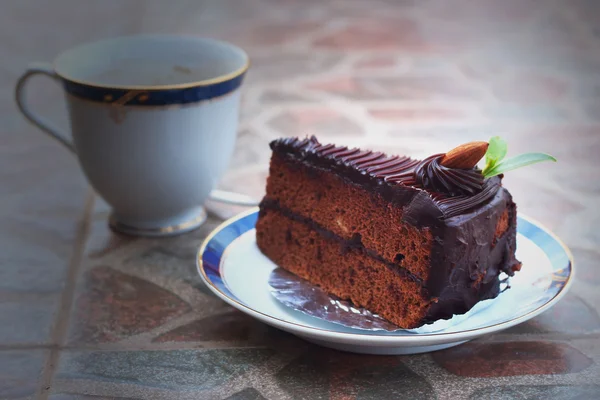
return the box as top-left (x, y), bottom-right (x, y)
top-left (256, 136), bottom-right (521, 328)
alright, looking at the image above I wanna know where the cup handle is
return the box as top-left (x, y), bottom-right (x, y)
top-left (15, 62), bottom-right (75, 153)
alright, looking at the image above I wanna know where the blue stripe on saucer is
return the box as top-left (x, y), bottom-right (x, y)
top-left (516, 216), bottom-right (572, 299)
top-left (202, 212), bottom-right (258, 298)
top-left (62, 72), bottom-right (246, 106)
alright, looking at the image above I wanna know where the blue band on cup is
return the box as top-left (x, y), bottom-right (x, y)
top-left (62, 72), bottom-right (246, 106)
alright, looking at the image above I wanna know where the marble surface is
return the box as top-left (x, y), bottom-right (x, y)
top-left (1, 0), bottom-right (599, 398)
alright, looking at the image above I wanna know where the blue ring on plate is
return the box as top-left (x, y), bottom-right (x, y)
top-left (200, 212), bottom-right (572, 306)
top-left (61, 72), bottom-right (246, 106)
top-left (202, 211), bottom-right (257, 299)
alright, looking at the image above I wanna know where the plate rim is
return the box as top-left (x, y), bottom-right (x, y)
top-left (197, 207), bottom-right (575, 345)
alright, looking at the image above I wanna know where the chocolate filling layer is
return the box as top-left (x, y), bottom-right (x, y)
top-left (260, 198), bottom-right (425, 286)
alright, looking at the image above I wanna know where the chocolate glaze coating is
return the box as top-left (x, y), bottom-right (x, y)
top-left (268, 136), bottom-right (521, 324)
top-left (274, 136), bottom-right (501, 219)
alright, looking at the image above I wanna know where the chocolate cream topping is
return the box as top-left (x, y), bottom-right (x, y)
top-left (273, 136), bottom-right (501, 220)
top-left (414, 154), bottom-right (484, 196)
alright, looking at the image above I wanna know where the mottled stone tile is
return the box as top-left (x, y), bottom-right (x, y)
top-left (153, 309), bottom-right (291, 346)
top-left (529, 163), bottom-right (598, 197)
top-left (492, 72), bottom-right (569, 103)
top-left (428, 0), bottom-right (540, 24)
top-left (353, 55), bottom-right (397, 69)
top-left (483, 173), bottom-right (583, 231)
top-left (479, 45), bottom-right (600, 77)
top-left (433, 341), bottom-right (593, 377)
top-left (220, 21), bottom-right (321, 47)
top-left (572, 0), bottom-right (600, 28)
top-left (315, 14), bottom-right (497, 53)
top-left (460, 58), bottom-right (508, 82)
top-left (502, 125), bottom-right (600, 161)
top-left (583, 100), bottom-right (600, 121)
top-left (481, 104), bottom-right (569, 122)
top-left (500, 126), bottom-right (600, 197)
top-left (240, 94), bottom-right (265, 125)
top-left (267, 108), bottom-right (363, 138)
top-left (576, 80), bottom-right (600, 100)
top-left (0, 116), bottom-right (88, 223)
top-left (0, 249), bottom-right (68, 294)
top-left (246, 52), bottom-right (341, 83)
top-left (204, 201), bottom-right (259, 223)
top-left (228, 129), bottom-right (272, 170)
top-left (307, 76), bottom-right (481, 100)
top-left (85, 207), bottom-right (136, 261)
top-left (120, 217), bottom-right (224, 295)
top-left (531, 12), bottom-right (592, 50)
top-left (408, 57), bottom-right (457, 73)
top-left (0, 140), bottom-right (87, 294)
top-left (225, 388), bottom-right (267, 400)
top-left (131, 243), bottom-right (196, 269)
top-left (153, 310), bottom-right (263, 343)
top-left (57, 349), bottom-right (274, 391)
top-left (469, 385), bottom-right (600, 400)
top-left (313, 18), bottom-right (432, 51)
top-left (0, 300), bottom-right (57, 344)
top-left (258, 90), bottom-right (314, 104)
top-left (49, 395), bottom-right (135, 400)
top-left (571, 247), bottom-right (600, 285)
top-left (562, 213), bottom-right (600, 256)
top-left (368, 107), bottom-right (468, 121)
top-left (69, 266), bottom-right (190, 344)
top-left (0, 350), bottom-right (45, 398)
top-left (276, 349), bottom-right (435, 399)
top-left (387, 125), bottom-right (502, 145)
top-left (570, 336), bottom-right (600, 365)
top-left (505, 294), bottom-right (600, 334)
top-left (218, 167), bottom-right (269, 204)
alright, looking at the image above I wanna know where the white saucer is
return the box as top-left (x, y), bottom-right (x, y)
top-left (197, 208), bottom-right (574, 355)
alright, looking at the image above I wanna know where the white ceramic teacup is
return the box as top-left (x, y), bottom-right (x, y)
top-left (16, 35), bottom-right (251, 236)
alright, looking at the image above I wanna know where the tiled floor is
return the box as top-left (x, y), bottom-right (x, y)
top-left (1, 0), bottom-right (599, 399)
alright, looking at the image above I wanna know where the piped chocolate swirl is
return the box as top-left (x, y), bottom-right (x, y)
top-left (414, 154), bottom-right (484, 196)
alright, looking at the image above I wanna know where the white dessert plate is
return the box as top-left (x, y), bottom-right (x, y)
top-left (197, 208), bottom-right (574, 355)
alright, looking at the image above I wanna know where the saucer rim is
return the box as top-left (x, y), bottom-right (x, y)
top-left (196, 207), bottom-right (574, 345)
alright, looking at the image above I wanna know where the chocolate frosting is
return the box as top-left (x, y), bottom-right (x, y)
top-left (266, 136), bottom-right (521, 325)
top-left (273, 136), bottom-right (500, 219)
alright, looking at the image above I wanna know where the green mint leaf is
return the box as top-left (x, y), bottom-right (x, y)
top-left (483, 136), bottom-right (508, 174)
top-left (483, 153), bottom-right (557, 178)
